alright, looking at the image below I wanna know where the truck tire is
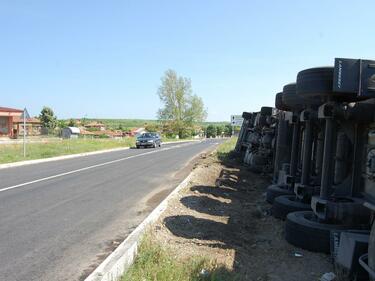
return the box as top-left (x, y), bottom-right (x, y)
top-left (272, 195), bottom-right (311, 219)
top-left (260, 106), bottom-right (273, 116)
top-left (266, 184), bottom-right (294, 204)
top-left (275, 92), bottom-right (290, 111)
top-left (242, 112), bottom-right (252, 120)
top-left (251, 153), bottom-right (267, 166)
top-left (285, 211), bottom-right (360, 253)
top-left (282, 83), bottom-right (306, 110)
top-left (296, 67), bottom-right (357, 102)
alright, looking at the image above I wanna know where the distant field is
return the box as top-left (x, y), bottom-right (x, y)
top-left (82, 119), bottom-right (230, 130)
top-left (85, 119), bottom-right (158, 130)
top-left (201, 121), bottom-right (230, 126)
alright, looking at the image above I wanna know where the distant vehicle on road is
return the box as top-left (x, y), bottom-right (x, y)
top-left (136, 133), bottom-right (162, 148)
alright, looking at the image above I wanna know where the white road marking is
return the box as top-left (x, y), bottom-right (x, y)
top-left (0, 142), bottom-right (201, 193)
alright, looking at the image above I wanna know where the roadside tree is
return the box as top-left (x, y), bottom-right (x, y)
top-left (157, 69), bottom-right (207, 138)
top-left (206, 125), bottom-right (217, 138)
top-left (216, 125), bottom-right (224, 137)
top-left (145, 123), bottom-right (160, 133)
top-left (57, 120), bottom-right (67, 129)
top-left (39, 106), bottom-right (57, 129)
top-left (224, 124), bottom-right (232, 137)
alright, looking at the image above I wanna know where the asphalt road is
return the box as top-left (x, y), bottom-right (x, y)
top-left (0, 139), bottom-right (223, 281)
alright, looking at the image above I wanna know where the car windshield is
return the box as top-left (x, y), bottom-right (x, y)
top-left (139, 133), bottom-right (154, 138)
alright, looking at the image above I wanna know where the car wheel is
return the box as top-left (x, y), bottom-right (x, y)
top-left (266, 184), bottom-right (294, 204)
top-left (136, 145), bottom-right (140, 149)
top-left (285, 211), bottom-right (362, 253)
top-left (272, 195), bottom-right (311, 220)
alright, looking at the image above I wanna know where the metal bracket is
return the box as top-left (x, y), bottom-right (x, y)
top-left (359, 254), bottom-right (375, 279)
top-left (364, 201), bottom-right (375, 212)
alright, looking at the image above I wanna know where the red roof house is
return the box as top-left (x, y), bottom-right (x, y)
top-left (0, 107), bottom-right (23, 138)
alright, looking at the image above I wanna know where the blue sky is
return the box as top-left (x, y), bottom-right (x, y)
top-left (1, 1), bottom-right (374, 121)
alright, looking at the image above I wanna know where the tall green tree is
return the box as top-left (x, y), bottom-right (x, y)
top-left (39, 106), bottom-right (57, 129)
top-left (157, 69), bottom-right (207, 138)
top-left (206, 125), bottom-right (217, 138)
top-left (224, 124), bottom-right (232, 137)
top-left (57, 119), bottom-right (67, 129)
top-left (216, 125), bottom-right (224, 137)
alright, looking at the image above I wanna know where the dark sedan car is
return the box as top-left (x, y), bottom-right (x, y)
top-left (135, 133), bottom-right (162, 148)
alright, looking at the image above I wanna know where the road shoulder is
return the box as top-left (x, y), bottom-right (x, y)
top-left (122, 145), bottom-right (333, 280)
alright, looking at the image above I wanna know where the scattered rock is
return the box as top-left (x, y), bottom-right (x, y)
top-left (320, 272), bottom-right (336, 281)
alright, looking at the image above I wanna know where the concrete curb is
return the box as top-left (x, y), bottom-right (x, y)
top-left (84, 172), bottom-right (194, 281)
top-left (0, 140), bottom-right (200, 170)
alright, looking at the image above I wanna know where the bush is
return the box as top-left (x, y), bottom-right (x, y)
top-left (224, 124), bottom-right (232, 137)
top-left (206, 125), bottom-right (217, 138)
top-left (179, 127), bottom-right (193, 139)
top-left (216, 125), bottom-right (224, 137)
top-left (145, 124), bottom-right (160, 133)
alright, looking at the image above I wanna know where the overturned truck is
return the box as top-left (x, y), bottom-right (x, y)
top-left (236, 58), bottom-right (375, 280)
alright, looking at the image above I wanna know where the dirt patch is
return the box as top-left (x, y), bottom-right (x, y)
top-left (151, 152), bottom-right (333, 281)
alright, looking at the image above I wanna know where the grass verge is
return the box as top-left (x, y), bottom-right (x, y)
top-left (216, 137), bottom-right (238, 161)
top-left (0, 138), bottom-right (135, 164)
top-left (0, 137), bottom-right (198, 164)
top-left (162, 137), bottom-right (195, 143)
top-left (121, 234), bottom-right (237, 281)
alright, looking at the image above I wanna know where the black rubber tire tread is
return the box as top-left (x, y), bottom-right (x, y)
top-left (296, 67), bottom-right (334, 97)
top-left (266, 184), bottom-right (294, 204)
top-left (242, 112), bottom-right (252, 120)
top-left (275, 92), bottom-right (290, 111)
top-left (249, 113), bottom-right (257, 127)
top-left (296, 67), bottom-right (359, 103)
top-left (272, 195), bottom-right (311, 219)
top-left (260, 106), bottom-right (273, 116)
top-left (253, 154), bottom-right (267, 165)
top-left (282, 83), bottom-right (306, 110)
top-left (285, 211), bottom-right (359, 253)
top-left (369, 222), bottom-right (375, 281)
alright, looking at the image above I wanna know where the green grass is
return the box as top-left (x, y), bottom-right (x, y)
top-left (162, 136), bottom-right (195, 142)
top-left (122, 235), bottom-right (237, 281)
top-left (216, 137), bottom-right (238, 161)
top-left (78, 119), bottom-right (231, 130)
top-left (85, 119), bottom-right (158, 130)
top-left (0, 138), bottom-right (135, 164)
